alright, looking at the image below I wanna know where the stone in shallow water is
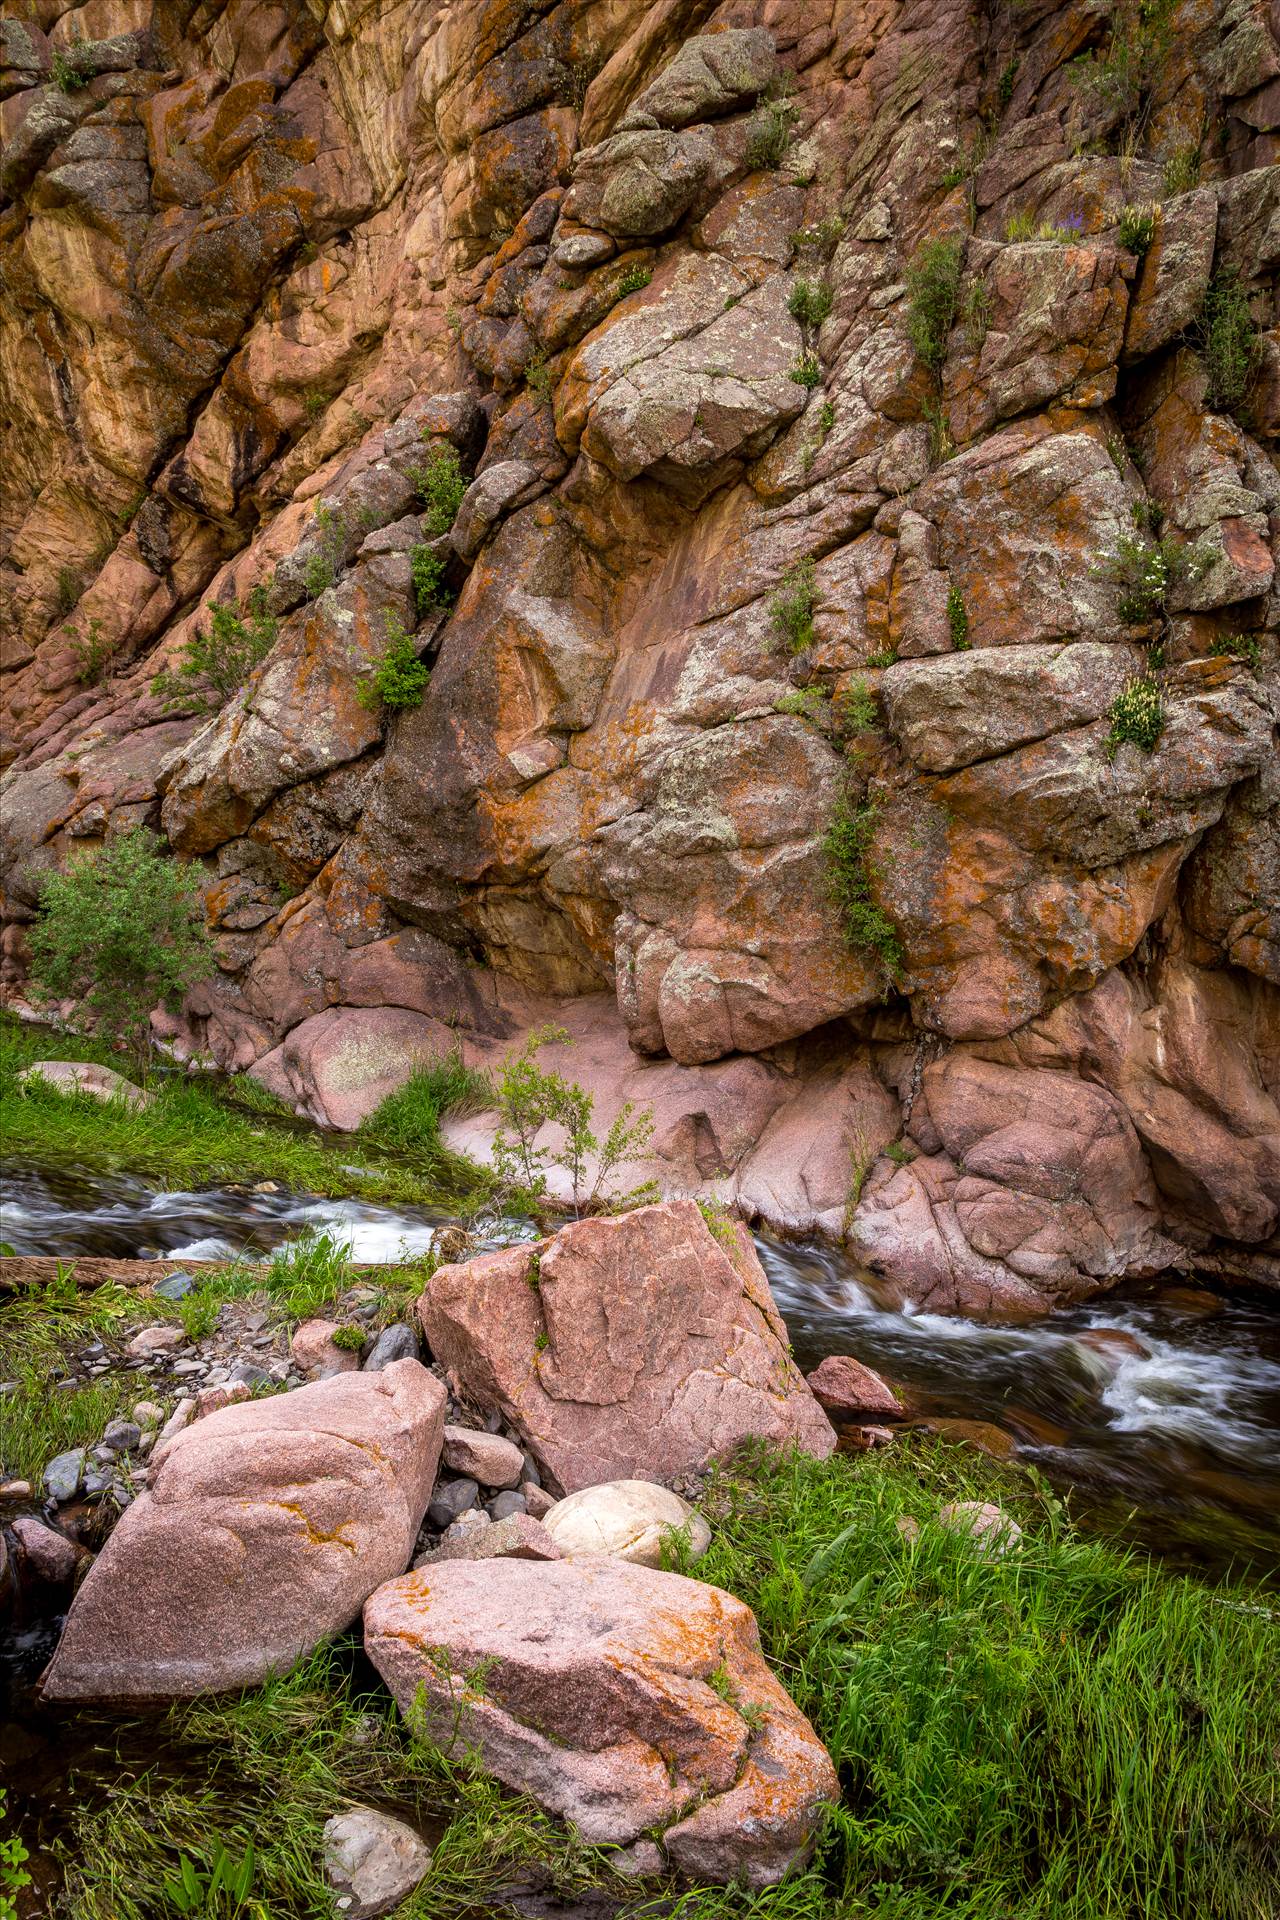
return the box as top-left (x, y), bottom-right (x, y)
top-left (322, 1806), bottom-right (432, 1919)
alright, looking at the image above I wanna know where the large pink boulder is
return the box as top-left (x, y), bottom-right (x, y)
top-left (364, 1556), bottom-right (837, 1887)
top-left (41, 1360), bottom-right (445, 1703)
top-left (418, 1200), bottom-right (834, 1493)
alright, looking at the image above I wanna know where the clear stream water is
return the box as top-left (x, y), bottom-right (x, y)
top-left (5, 1157), bottom-right (1280, 1576)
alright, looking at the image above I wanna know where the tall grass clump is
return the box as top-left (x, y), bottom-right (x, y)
top-left (824, 792), bottom-right (904, 978)
top-left (906, 237), bottom-right (963, 373)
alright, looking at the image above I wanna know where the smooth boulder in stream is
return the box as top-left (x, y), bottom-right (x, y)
top-left (40, 1359), bottom-right (445, 1702)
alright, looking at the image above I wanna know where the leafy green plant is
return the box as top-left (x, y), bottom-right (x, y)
top-left (358, 614), bottom-right (429, 712)
top-left (409, 442), bottom-right (467, 536)
top-left (410, 543), bottom-right (450, 617)
top-left (962, 277), bottom-right (993, 349)
top-left (947, 583), bottom-right (970, 648)
top-left (792, 213), bottom-right (846, 256)
top-left (266, 1227), bottom-right (354, 1321)
top-left (1162, 141), bottom-right (1202, 193)
top-left (1193, 270), bottom-right (1261, 415)
top-left (69, 616), bottom-right (113, 685)
top-left (1069, 0), bottom-right (1176, 156)
top-left (0, 1789), bottom-right (32, 1920)
top-left (775, 686), bottom-right (831, 724)
top-left (162, 1840), bottom-right (258, 1915)
top-left (1116, 201), bottom-right (1158, 255)
top-left (769, 557), bottom-right (817, 653)
top-left (789, 279), bottom-right (833, 328)
top-left (330, 1324), bottom-right (367, 1352)
top-left (491, 1026), bottom-right (656, 1217)
top-left (744, 92), bottom-right (796, 169)
top-left (865, 645), bottom-right (899, 667)
top-left (885, 1138), bottom-right (916, 1165)
top-left (1101, 526), bottom-right (1203, 624)
top-left (790, 350), bottom-right (822, 388)
top-left (1105, 674), bottom-right (1164, 755)
top-left (997, 56), bottom-right (1019, 105)
top-left (303, 390), bottom-right (328, 422)
top-left (56, 565), bottom-right (82, 614)
top-left (614, 263), bottom-right (651, 296)
top-left (833, 677), bottom-right (879, 736)
top-left (525, 351), bottom-right (553, 401)
top-left (50, 46), bottom-right (89, 91)
top-left (152, 586), bottom-right (278, 715)
top-left (28, 827), bottom-right (214, 1072)
top-left (906, 237), bottom-right (963, 373)
top-left (824, 793), bottom-right (904, 977)
top-left (922, 397), bottom-right (955, 465)
top-left (1209, 632), bottom-right (1262, 673)
top-left (301, 504), bottom-right (347, 601)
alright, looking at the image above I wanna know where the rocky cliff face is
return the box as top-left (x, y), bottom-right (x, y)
top-left (2, 0), bottom-right (1277, 1310)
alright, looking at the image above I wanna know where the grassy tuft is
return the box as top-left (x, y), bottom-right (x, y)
top-left (823, 794), bottom-right (904, 978)
top-left (0, 1017), bottom-right (490, 1214)
top-left (906, 238), bottom-right (963, 373)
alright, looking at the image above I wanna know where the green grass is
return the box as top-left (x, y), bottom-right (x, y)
top-left (0, 1016), bottom-right (491, 1213)
top-left (25, 1443), bottom-right (1279, 1919)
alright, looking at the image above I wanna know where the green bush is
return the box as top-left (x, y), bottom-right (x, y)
top-left (790, 351), bottom-right (822, 388)
top-left (788, 278), bottom-right (833, 328)
top-left (770, 558), bottom-right (817, 652)
top-left (1116, 200), bottom-right (1158, 255)
top-left (1105, 673), bottom-right (1165, 755)
top-left (947, 583), bottom-right (970, 648)
top-left (1069, 0), bottom-right (1176, 156)
top-left (50, 47), bottom-right (89, 92)
top-left (824, 793), bottom-right (904, 976)
top-left (1162, 141), bottom-right (1202, 193)
top-left (409, 442), bottom-right (467, 536)
top-left (70, 616), bottom-right (113, 686)
top-left (1102, 526), bottom-right (1203, 624)
top-left (151, 586), bottom-right (278, 715)
top-left (358, 614), bottom-right (429, 712)
top-left (906, 237), bottom-right (963, 373)
top-left (1194, 270), bottom-right (1261, 415)
top-left (28, 827), bottom-right (214, 1072)
top-left (833, 677), bottom-right (878, 736)
top-left (792, 213), bottom-right (846, 256)
top-left (1209, 632), bottom-right (1262, 673)
top-left (775, 686), bottom-right (831, 724)
top-left (409, 544), bottom-right (450, 617)
top-left (744, 95), bottom-right (795, 169)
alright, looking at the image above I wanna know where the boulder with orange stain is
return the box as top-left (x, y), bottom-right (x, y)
top-left (364, 1555), bottom-right (837, 1886)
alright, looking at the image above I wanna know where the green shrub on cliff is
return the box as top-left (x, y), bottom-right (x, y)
top-left (1105, 673), bottom-right (1165, 755)
top-left (906, 236), bottom-right (963, 373)
top-left (824, 793), bottom-right (904, 977)
top-left (770, 558), bottom-right (817, 652)
top-left (358, 614), bottom-right (429, 712)
top-left (491, 1025), bottom-right (656, 1216)
top-left (1194, 270), bottom-right (1261, 416)
top-left (410, 442), bottom-right (467, 536)
top-left (151, 587), bottom-right (278, 715)
top-left (28, 828), bottom-right (214, 1073)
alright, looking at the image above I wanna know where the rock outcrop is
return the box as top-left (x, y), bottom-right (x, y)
top-left (419, 1199), bottom-right (836, 1492)
top-left (1, 0), bottom-right (1276, 1308)
top-left (364, 1555), bottom-right (837, 1887)
top-left (40, 1359), bottom-right (444, 1702)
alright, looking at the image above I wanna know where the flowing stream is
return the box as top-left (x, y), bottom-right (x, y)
top-left (5, 1157), bottom-right (1280, 1575)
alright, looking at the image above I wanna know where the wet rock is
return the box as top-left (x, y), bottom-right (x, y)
top-left (805, 1356), bottom-right (904, 1422)
top-left (42, 1448), bottom-right (86, 1503)
top-left (426, 1476), bottom-right (480, 1530)
top-left (440, 1426), bottom-right (524, 1490)
top-left (364, 1557), bottom-right (837, 1887)
top-left (17, 1061), bottom-right (153, 1108)
top-left (541, 1480), bottom-right (711, 1567)
top-left (41, 1360), bottom-right (445, 1703)
top-left (322, 1807), bottom-right (433, 1920)
top-left (363, 1324), bottom-right (419, 1372)
top-left (917, 1418), bottom-right (1019, 1462)
top-left (152, 1271), bottom-right (196, 1301)
top-left (489, 1489), bottom-right (527, 1521)
top-left (419, 1201), bottom-right (835, 1494)
top-left (11, 1517), bottom-right (84, 1586)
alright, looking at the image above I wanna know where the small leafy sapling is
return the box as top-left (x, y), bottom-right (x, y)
top-left (491, 1026), bottom-right (656, 1217)
top-left (27, 827), bottom-right (215, 1076)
